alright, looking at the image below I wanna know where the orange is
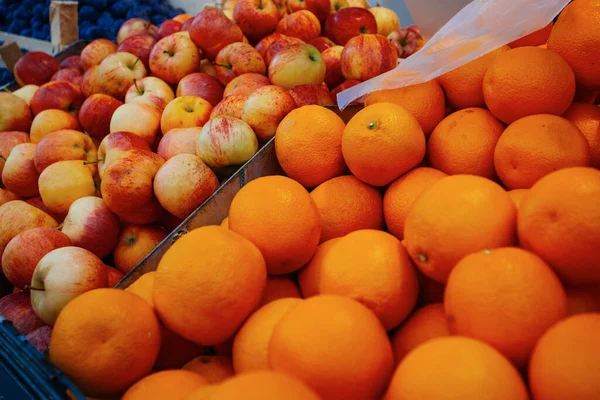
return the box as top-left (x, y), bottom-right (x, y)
top-left (315, 229), bottom-right (419, 331)
top-left (529, 313), bottom-right (600, 400)
top-left (220, 216), bottom-right (228, 228)
top-left (547, 0), bottom-right (600, 90)
top-left (232, 297), bottom-right (302, 373)
top-left (275, 105), bottom-right (347, 188)
top-left (309, 175), bottom-right (384, 242)
top-left (563, 102), bottom-right (600, 169)
top-left (182, 356), bottom-right (235, 384)
top-left (186, 386), bottom-right (218, 400)
top-left (383, 167), bottom-right (447, 240)
top-left (297, 238), bottom-right (341, 298)
top-left (404, 175), bottom-right (517, 283)
top-left (259, 275), bottom-right (302, 306)
top-left (121, 370), bottom-right (208, 400)
top-left (565, 286), bottom-right (600, 315)
top-left (126, 272), bottom-right (156, 307)
top-left (426, 108), bottom-right (505, 179)
top-left (49, 289), bottom-right (161, 397)
top-left (444, 247), bottom-right (568, 368)
top-left (482, 46), bottom-right (576, 124)
top-left (342, 103), bottom-right (426, 186)
top-left (494, 114), bottom-right (590, 189)
top-left (364, 80), bottom-right (446, 137)
top-left (438, 46), bottom-right (510, 110)
top-left (153, 226), bottom-right (267, 346)
top-left (509, 22), bottom-right (554, 48)
top-left (517, 167), bottom-right (600, 286)
top-left (268, 295), bottom-right (394, 400)
top-left (228, 176), bottom-right (321, 275)
top-left (389, 303), bottom-right (450, 364)
top-left (384, 337), bottom-right (529, 400)
top-left (507, 189), bottom-right (529, 210)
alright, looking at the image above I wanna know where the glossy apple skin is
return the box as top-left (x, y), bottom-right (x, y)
top-left (157, 127), bottom-right (202, 160)
top-left (13, 52), bottom-right (60, 87)
top-left (26, 326), bottom-right (52, 353)
top-left (307, 36), bottom-right (336, 52)
top-left (1, 143), bottom-right (39, 198)
top-left (117, 34), bottom-right (157, 71)
top-left (34, 129), bottom-right (97, 174)
top-left (264, 35), bottom-right (305, 65)
top-left (256, 33), bottom-right (284, 60)
top-left (160, 96), bottom-right (213, 134)
top-left (197, 116), bottom-right (259, 169)
top-left (323, 45), bottom-right (345, 89)
top-left (97, 52), bottom-right (148, 100)
top-left (80, 39), bottom-right (118, 71)
top-left (149, 34), bottom-right (201, 85)
top-left (269, 43), bottom-right (327, 89)
top-left (98, 131), bottom-right (151, 179)
top-left (210, 94), bottom-right (248, 120)
top-left (0, 292), bottom-right (46, 335)
top-left (30, 81), bottom-right (84, 116)
top-left (214, 42), bottom-right (267, 86)
top-left (289, 0), bottom-right (331, 23)
top-left (80, 65), bottom-right (102, 98)
top-left (110, 102), bottom-right (161, 146)
top-left (1, 227), bottom-right (72, 289)
top-left (125, 76), bottom-right (174, 113)
top-left (50, 68), bottom-right (83, 88)
top-left (30, 109), bottom-right (80, 144)
top-left (60, 55), bottom-right (82, 71)
top-left (223, 73), bottom-right (270, 98)
top-left (289, 84), bottom-right (335, 106)
top-left (324, 7), bottom-right (377, 45)
top-left (233, 0), bottom-right (280, 43)
top-left (78, 94), bottom-right (123, 141)
top-left (341, 33), bottom-right (398, 81)
top-left (176, 73), bottom-right (224, 107)
top-left (241, 85), bottom-right (296, 141)
top-left (0, 188), bottom-right (20, 207)
top-left (0, 131), bottom-right (30, 177)
top-left (113, 224), bottom-right (167, 273)
top-left (25, 197), bottom-right (64, 223)
top-left (12, 85), bottom-right (39, 106)
top-left (117, 18), bottom-right (159, 44)
top-left (158, 20), bottom-right (183, 39)
top-left (276, 10), bottom-right (321, 42)
top-left (189, 7), bottom-right (244, 60)
top-left (0, 93), bottom-right (33, 133)
top-left (370, 5), bottom-right (400, 37)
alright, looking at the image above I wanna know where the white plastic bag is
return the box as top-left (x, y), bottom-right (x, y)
top-left (337, 0), bottom-right (571, 109)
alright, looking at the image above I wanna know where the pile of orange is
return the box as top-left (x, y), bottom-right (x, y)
top-left (47, 2), bottom-right (600, 399)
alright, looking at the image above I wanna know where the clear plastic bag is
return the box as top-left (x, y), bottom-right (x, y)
top-left (337, 0), bottom-right (571, 109)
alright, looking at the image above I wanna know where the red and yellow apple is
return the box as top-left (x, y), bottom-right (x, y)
top-left (0, 188), bottom-right (19, 206)
top-left (210, 94), bottom-right (248, 120)
top-left (199, 59), bottom-right (218, 78)
top-left (110, 102), bottom-right (161, 146)
top-left (1, 143), bottom-right (39, 198)
top-left (0, 93), bottom-right (32, 133)
top-left (158, 19), bottom-right (183, 39)
top-left (13, 52), bottom-right (60, 87)
top-left (161, 96), bottom-right (213, 133)
top-left (117, 33), bottom-right (157, 71)
top-left (97, 52), bottom-right (148, 100)
top-left (276, 10), bottom-right (321, 41)
top-left (289, 84), bottom-right (335, 106)
top-left (78, 94), bottom-right (123, 141)
top-left (149, 34), bottom-right (201, 85)
top-left (157, 127), bottom-right (202, 160)
top-left (307, 36), bottom-right (336, 52)
top-left (97, 131), bottom-right (151, 178)
top-left (264, 35), bottom-right (305, 65)
top-left (322, 45), bottom-right (345, 88)
top-left (80, 39), bottom-right (118, 71)
top-left (255, 33), bottom-right (285, 60)
top-left (106, 265), bottom-right (124, 287)
top-left (50, 68), bottom-right (83, 88)
top-left (289, 0), bottom-right (331, 23)
top-left (341, 33), bottom-right (398, 81)
top-left (33, 129), bottom-right (97, 174)
top-left (223, 73), bottom-right (270, 98)
top-left (125, 76), bottom-right (175, 112)
top-left (117, 18), bottom-right (159, 44)
top-left (189, 7), bottom-right (244, 60)
top-left (0, 292), bottom-right (45, 335)
top-left (29, 109), bottom-right (80, 144)
top-left (197, 116), bottom-right (259, 169)
top-left (30, 81), bottom-right (84, 116)
top-left (324, 6), bottom-right (377, 45)
top-left (12, 85), bottom-right (39, 106)
top-left (113, 224), bottom-right (167, 273)
top-left (241, 85), bottom-right (296, 141)
top-left (0, 131), bottom-right (30, 177)
top-left (214, 42), bottom-right (267, 85)
top-left (176, 73), bottom-right (224, 107)
top-left (25, 197), bottom-right (64, 223)
top-left (233, 0), bottom-right (280, 43)
top-left (388, 26), bottom-right (426, 59)
top-left (369, 5), bottom-right (400, 37)
top-left (80, 65), bottom-right (102, 98)
top-left (269, 43), bottom-right (326, 89)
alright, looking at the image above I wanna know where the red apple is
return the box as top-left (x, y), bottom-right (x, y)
top-left (0, 93), bottom-right (32, 133)
top-left (0, 131), bottom-right (30, 177)
top-left (12, 85), bottom-right (39, 106)
top-left (50, 68), bottom-right (83, 88)
top-left (13, 52), bottom-right (60, 87)
top-left (113, 224), bottom-right (167, 273)
top-left (97, 131), bottom-right (151, 179)
top-left (197, 116), bottom-right (259, 169)
top-left (157, 127), bottom-right (202, 160)
top-left (26, 325), bottom-right (52, 353)
top-left (61, 196), bottom-right (121, 258)
top-left (149, 34), bottom-right (202, 85)
top-left (30, 109), bottom-right (80, 144)
top-left (30, 81), bottom-right (84, 116)
top-left (117, 18), bottom-right (159, 44)
top-left (1, 143), bottom-right (39, 197)
top-left (269, 43), bottom-right (326, 89)
top-left (341, 33), bottom-right (398, 81)
top-left (78, 94), bottom-right (123, 141)
top-left (323, 45), bottom-right (344, 88)
top-left (388, 26), bottom-right (426, 59)
top-left (161, 96), bottom-right (213, 134)
top-left (189, 7), bottom-right (244, 60)
top-left (370, 5), bottom-right (400, 37)
top-left (330, 79), bottom-right (361, 103)
top-left (80, 39), bottom-right (118, 71)
top-left (181, 17), bottom-right (194, 32)
top-left (324, 7), bottom-right (377, 45)
top-left (106, 265), bottom-right (124, 287)
top-left (117, 34), bottom-right (157, 71)
top-left (110, 102), bottom-right (161, 146)
top-left (307, 36), bottom-right (336, 52)
top-left (97, 52), bottom-right (148, 100)
top-left (80, 65), bottom-right (102, 97)
top-left (289, 0), bottom-right (331, 23)
top-left (233, 0), bottom-right (280, 43)
top-left (223, 73), bottom-right (270, 98)
top-left (214, 42), bottom-right (266, 86)
top-left (210, 94), bottom-right (248, 120)
top-left (0, 292), bottom-right (46, 335)
top-left (264, 35), bottom-right (305, 65)
top-left (276, 10), bottom-right (321, 41)
top-left (158, 20), bottom-right (183, 39)
top-left (1, 227), bottom-right (72, 289)
top-left (255, 33), bottom-right (283, 60)
top-left (289, 84), bottom-right (335, 106)
top-left (125, 77), bottom-right (174, 113)
top-left (60, 55), bottom-right (82, 71)
top-left (241, 85), bottom-right (296, 141)
top-left (25, 197), bottom-right (64, 223)
top-left (101, 149), bottom-right (165, 224)
top-left (176, 73), bottom-right (224, 107)
top-left (0, 188), bottom-right (20, 206)
top-left (33, 129), bottom-right (97, 174)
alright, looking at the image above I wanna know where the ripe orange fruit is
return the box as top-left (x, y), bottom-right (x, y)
top-left (426, 108), bottom-right (505, 179)
top-left (49, 289), bottom-right (161, 397)
top-left (182, 356), bottom-right (235, 384)
top-left (220, 216), bottom-right (228, 228)
top-left (126, 271), bottom-right (156, 307)
top-left (529, 313), bottom-right (600, 400)
top-left (275, 105), bottom-right (347, 188)
top-left (342, 103), bottom-right (426, 187)
top-left (509, 22), bottom-right (554, 48)
top-left (309, 175), bottom-right (384, 242)
top-left (563, 102), bottom-right (600, 169)
top-left (228, 176), bottom-right (321, 275)
top-left (384, 337), bottom-right (529, 400)
top-left (494, 114), bottom-right (590, 189)
top-left (122, 370), bottom-right (208, 400)
top-left (186, 386), bottom-right (218, 400)
top-left (364, 80), bottom-right (446, 137)
top-left (482, 46), bottom-right (576, 124)
top-left (315, 230), bottom-right (419, 331)
top-left (389, 303), bottom-right (450, 364)
top-left (233, 297), bottom-right (302, 373)
top-left (268, 295), bottom-right (394, 400)
top-left (507, 189), bottom-right (529, 210)
top-left (383, 167), bottom-right (447, 240)
top-left (445, 247), bottom-right (568, 368)
top-left (438, 46), bottom-right (510, 110)
top-left (548, 0), bottom-right (600, 90)
top-left (518, 167), bottom-right (600, 286)
top-left (566, 286), bottom-right (600, 315)
top-left (404, 175), bottom-right (517, 283)
top-left (259, 275), bottom-right (302, 306)
top-left (297, 238), bottom-right (341, 298)
top-left (153, 226), bottom-right (267, 346)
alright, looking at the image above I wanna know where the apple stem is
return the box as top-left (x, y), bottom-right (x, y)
top-left (133, 78), bottom-right (142, 94)
top-left (84, 159), bottom-right (104, 165)
top-left (214, 63), bottom-right (231, 70)
top-left (0, 155), bottom-right (5, 161)
top-left (56, 223), bottom-right (64, 230)
top-left (3, 87), bottom-right (12, 94)
top-left (132, 56), bottom-right (141, 69)
top-left (24, 285), bottom-right (45, 292)
top-left (163, 50), bottom-right (175, 57)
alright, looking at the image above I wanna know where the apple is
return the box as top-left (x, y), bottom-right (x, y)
top-left (101, 149), bottom-right (165, 224)
top-left (50, 68), bottom-right (83, 88)
top-left (181, 17), bottom-right (194, 32)
top-left (321, 45), bottom-right (345, 89)
top-left (0, 188), bottom-right (20, 206)
top-left (38, 160), bottom-right (97, 217)
top-left (30, 246), bottom-right (108, 325)
top-left (113, 223), bottom-right (167, 273)
top-left (110, 102), bottom-right (161, 146)
top-left (256, 33), bottom-right (283, 60)
top-left (241, 85), bottom-right (296, 141)
top-left (97, 131), bottom-right (151, 179)
top-left (388, 26), bottom-right (426, 59)
top-left (331, 0), bottom-right (350, 12)
top-left (0, 93), bottom-right (32, 133)
top-left (97, 52), bottom-right (148, 100)
top-left (214, 42), bottom-right (266, 86)
top-left (341, 33), bottom-right (398, 81)
top-left (29, 109), bottom-right (80, 144)
top-left (12, 85), bottom-right (39, 105)
top-left (13, 52), bottom-right (60, 87)
top-left (34, 129), bottom-right (97, 174)
top-left (117, 34), bottom-right (157, 71)
top-left (276, 10), bottom-right (321, 41)
top-left (157, 127), bottom-right (202, 160)
top-left (330, 78), bottom-right (361, 102)
top-left (78, 94), bottom-right (123, 141)
top-left (176, 73), bottom-right (224, 107)
top-left (60, 55), bottom-right (82, 71)
top-left (307, 36), bottom-right (336, 52)
top-left (161, 96), bottom-right (213, 134)
top-left (2, 227), bottom-right (72, 289)
top-left (26, 326), bottom-right (52, 353)
top-left (324, 7), bottom-right (377, 45)
top-left (289, 0), bottom-right (331, 22)
top-left (233, 0), bottom-right (280, 43)
top-left (30, 81), bottom-right (84, 116)
top-left (158, 20), bottom-right (183, 39)
top-left (0, 131), bottom-right (29, 176)
top-left (80, 39), bottom-right (118, 71)
top-left (124, 77), bottom-right (174, 113)
top-left (223, 73), bottom-right (270, 98)
top-left (25, 197), bottom-right (64, 223)
top-left (153, 154), bottom-right (220, 219)
top-left (189, 7), bottom-right (244, 60)
top-left (80, 65), bottom-right (102, 98)
top-left (264, 35), bottom-right (305, 65)
top-left (0, 292), bottom-right (45, 335)
top-left (2, 143), bottom-right (39, 197)
top-left (289, 84), bottom-right (335, 106)
top-left (210, 94), bottom-right (248, 120)
top-left (269, 43), bottom-right (326, 89)
top-left (61, 197), bottom-right (121, 258)
top-left (369, 5), bottom-right (399, 37)
top-left (106, 265), bottom-right (124, 287)
top-left (149, 34), bottom-right (201, 85)
top-left (117, 18), bottom-right (159, 44)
